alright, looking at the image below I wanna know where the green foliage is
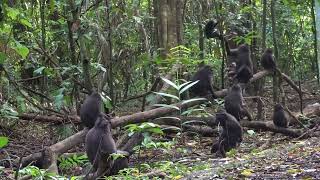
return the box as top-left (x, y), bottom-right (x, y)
top-left (125, 122), bottom-right (164, 136)
top-left (58, 154), bottom-right (88, 170)
top-left (0, 136), bottom-right (9, 148)
top-left (19, 166), bottom-right (59, 179)
top-left (226, 148), bottom-right (238, 158)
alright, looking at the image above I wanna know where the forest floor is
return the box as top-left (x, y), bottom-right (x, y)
top-left (1, 79), bottom-right (320, 179)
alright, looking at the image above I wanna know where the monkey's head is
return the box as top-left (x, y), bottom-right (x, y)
top-left (265, 48), bottom-right (273, 53)
top-left (238, 44), bottom-right (250, 52)
top-left (94, 115), bottom-right (112, 131)
top-left (231, 84), bottom-right (241, 92)
top-left (90, 92), bottom-right (102, 100)
top-left (201, 65), bottom-right (213, 73)
top-left (216, 111), bottom-right (227, 127)
top-left (274, 103), bottom-right (283, 111)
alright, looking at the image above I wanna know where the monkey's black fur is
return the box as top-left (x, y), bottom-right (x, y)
top-left (80, 92), bottom-right (102, 128)
top-left (85, 115), bottom-right (128, 176)
top-left (232, 44), bottom-right (253, 83)
top-left (225, 84), bottom-right (242, 121)
top-left (273, 104), bottom-right (288, 128)
top-left (190, 65), bottom-right (217, 100)
top-left (261, 48), bottom-right (276, 71)
top-left (211, 111), bottom-right (243, 157)
top-left (204, 20), bottom-right (223, 40)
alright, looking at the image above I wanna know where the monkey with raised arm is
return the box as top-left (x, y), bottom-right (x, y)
top-left (85, 114), bottom-right (128, 178)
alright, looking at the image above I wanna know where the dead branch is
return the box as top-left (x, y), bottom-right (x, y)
top-left (241, 121), bottom-right (303, 137)
top-left (14, 99), bottom-right (206, 168)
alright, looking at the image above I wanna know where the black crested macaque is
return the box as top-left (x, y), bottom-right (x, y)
top-left (224, 84), bottom-right (252, 121)
top-left (204, 20), bottom-right (223, 40)
top-left (232, 44), bottom-right (253, 83)
top-left (273, 104), bottom-right (289, 128)
top-left (261, 48), bottom-right (276, 71)
top-left (211, 110), bottom-right (243, 157)
top-left (85, 115), bottom-right (128, 178)
top-left (224, 84), bottom-right (243, 121)
top-left (80, 92), bottom-right (102, 128)
top-left (190, 65), bottom-right (217, 100)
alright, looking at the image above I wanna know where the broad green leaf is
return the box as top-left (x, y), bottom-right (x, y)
top-left (147, 127), bottom-right (163, 135)
top-left (182, 120), bottom-right (207, 126)
top-left (7, 7), bottom-right (19, 20)
top-left (0, 52), bottom-right (6, 64)
top-left (179, 80), bottom-right (199, 94)
top-left (34, 67), bottom-right (46, 74)
top-left (161, 77), bottom-right (179, 90)
top-left (13, 42), bottom-right (29, 58)
top-left (241, 169), bottom-right (253, 177)
top-left (101, 94), bottom-right (112, 109)
top-left (161, 126), bottom-right (181, 132)
top-left (181, 108), bottom-right (205, 116)
top-left (0, 136), bottom-right (9, 148)
top-left (181, 98), bottom-right (207, 105)
top-left (154, 116), bottom-right (181, 121)
top-left (178, 81), bottom-right (192, 90)
top-left (247, 130), bottom-right (255, 136)
top-left (19, 19), bottom-right (32, 28)
top-left (153, 92), bottom-right (179, 100)
top-left (152, 104), bottom-right (180, 110)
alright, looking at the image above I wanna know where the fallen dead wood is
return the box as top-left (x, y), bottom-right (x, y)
top-left (14, 99), bottom-right (207, 168)
top-left (178, 116), bottom-right (304, 137)
top-left (241, 121), bottom-right (303, 137)
top-left (18, 113), bottom-right (80, 124)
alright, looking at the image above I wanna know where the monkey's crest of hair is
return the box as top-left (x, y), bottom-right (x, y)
top-left (274, 103), bottom-right (283, 111)
top-left (265, 48), bottom-right (273, 53)
top-left (90, 91), bottom-right (101, 99)
top-left (95, 116), bottom-right (111, 130)
top-left (231, 84), bottom-right (241, 91)
top-left (238, 44), bottom-right (250, 52)
top-left (216, 113), bottom-right (227, 125)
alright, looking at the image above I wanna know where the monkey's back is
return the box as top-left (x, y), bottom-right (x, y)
top-left (80, 93), bottom-right (102, 128)
top-left (273, 109), bottom-right (288, 128)
top-left (224, 92), bottom-right (242, 120)
top-left (261, 53), bottom-right (276, 71)
top-left (190, 66), bottom-right (213, 97)
top-left (85, 127), bottom-right (102, 169)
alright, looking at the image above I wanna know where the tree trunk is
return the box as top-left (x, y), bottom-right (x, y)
top-left (314, 0), bottom-right (320, 83)
top-left (271, 0), bottom-right (279, 103)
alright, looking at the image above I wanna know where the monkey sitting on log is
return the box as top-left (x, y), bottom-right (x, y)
top-left (211, 110), bottom-right (243, 157)
top-left (224, 84), bottom-right (252, 121)
top-left (261, 48), bottom-right (276, 72)
top-left (85, 114), bottom-right (128, 179)
top-left (189, 65), bottom-right (217, 100)
top-left (231, 44), bottom-right (253, 84)
top-left (273, 103), bottom-right (289, 128)
top-left (80, 92), bottom-right (102, 128)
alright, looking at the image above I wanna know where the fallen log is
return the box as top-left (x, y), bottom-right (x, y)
top-left (14, 99), bottom-right (207, 168)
